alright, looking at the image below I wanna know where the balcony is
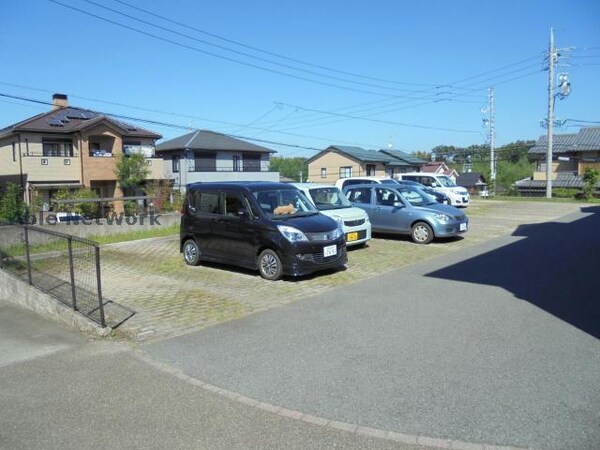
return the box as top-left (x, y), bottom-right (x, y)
top-left (89, 149), bottom-right (113, 158)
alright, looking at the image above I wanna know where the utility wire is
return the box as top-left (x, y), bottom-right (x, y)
top-left (110, 0), bottom-right (466, 89)
top-left (0, 92), bottom-right (379, 151)
top-left (274, 102), bottom-right (481, 133)
top-left (49, 0), bottom-right (475, 99)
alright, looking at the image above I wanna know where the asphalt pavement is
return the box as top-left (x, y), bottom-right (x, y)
top-left (145, 206), bottom-right (600, 449)
top-left (0, 302), bottom-right (428, 450)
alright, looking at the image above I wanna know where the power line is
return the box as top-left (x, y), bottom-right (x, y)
top-left (111, 0), bottom-right (441, 88)
top-left (49, 0), bottom-right (478, 99)
top-left (0, 92), bottom-right (379, 152)
top-left (275, 102), bottom-right (481, 134)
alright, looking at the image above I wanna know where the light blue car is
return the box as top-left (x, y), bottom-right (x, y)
top-left (343, 184), bottom-right (468, 244)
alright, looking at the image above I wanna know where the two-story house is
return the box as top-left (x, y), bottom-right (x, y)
top-left (0, 94), bottom-right (164, 211)
top-left (155, 129), bottom-right (279, 192)
top-left (516, 127), bottom-right (600, 195)
top-left (306, 145), bottom-right (426, 183)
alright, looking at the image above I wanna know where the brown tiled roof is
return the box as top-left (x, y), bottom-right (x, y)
top-left (0, 107), bottom-right (161, 139)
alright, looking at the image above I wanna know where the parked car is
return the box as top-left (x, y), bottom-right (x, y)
top-left (334, 176), bottom-right (398, 191)
top-left (396, 173), bottom-right (470, 207)
top-left (54, 212), bottom-right (84, 223)
top-left (395, 180), bottom-right (450, 204)
top-left (180, 182), bottom-right (347, 280)
top-left (292, 183), bottom-right (371, 247)
top-left (335, 176), bottom-right (451, 205)
top-left (343, 184), bottom-right (468, 244)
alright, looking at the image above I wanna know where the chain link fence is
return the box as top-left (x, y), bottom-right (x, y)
top-left (0, 225), bottom-right (109, 326)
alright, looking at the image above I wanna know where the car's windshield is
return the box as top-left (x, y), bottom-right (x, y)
top-left (397, 186), bottom-right (438, 207)
top-left (253, 188), bottom-right (318, 219)
top-left (438, 176), bottom-right (456, 187)
top-left (308, 187), bottom-right (352, 210)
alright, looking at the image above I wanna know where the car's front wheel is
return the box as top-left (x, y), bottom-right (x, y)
top-left (182, 239), bottom-right (201, 266)
top-left (258, 249), bottom-right (282, 280)
top-left (411, 222), bottom-right (434, 244)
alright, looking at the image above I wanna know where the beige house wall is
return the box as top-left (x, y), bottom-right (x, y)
top-left (0, 138), bottom-right (20, 177)
top-left (307, 151), bottom-right (388, 183)
top-left (0, 134), bottom-right (82, 182)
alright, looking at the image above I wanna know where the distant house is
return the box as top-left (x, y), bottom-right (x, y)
top-left (516, 127), bottom-right (600, 196)
top-left (456, 172), bottom-right (487, 196)
top-left (420, 162), bottom-right (459, 181)
top-left (306, 145), bottom-right (426, 183)
top-left (155, 130), bottom-right (279, 192)
top-left (0, 94), bottom-right (163, 211)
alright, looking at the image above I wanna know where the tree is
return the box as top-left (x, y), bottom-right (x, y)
top-left (269, 156), bottom-right (307, 181)
top-left (582, 167), bottom-right (599, 200)
top-left (411, 151), bottom-right (431, 162)
top-left (0, 183), bottom-right (29, 224)
top-left (115, 153), bottom-right (149, 192)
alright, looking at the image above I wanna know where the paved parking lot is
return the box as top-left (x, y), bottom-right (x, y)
top-left (100, 200), bottom-right (583, 341)
top-left (101, 201), bottom-right (581, 341)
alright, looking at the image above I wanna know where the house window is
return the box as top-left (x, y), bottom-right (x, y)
top-left (42, 138), bottom-right (73, 157)
top-left (339, 166), bottom-right (353, 179)
top-left (194, 153), bottom-right (216, 172)
top-left (233, 155), bottom-right (242, 172)
top-left (321, 167), bottom-right (327, 178)
top-left (243, 153), bottom-right (261, 172)
top-left (366, 164), bottom-right (376, 176)
top-left (172, 156), bottom-right (180, 173)
top-left (385, 168), bottom-right (394, 177)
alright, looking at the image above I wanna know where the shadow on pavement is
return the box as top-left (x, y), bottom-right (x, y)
top-left (426, 205), bottom-right (600, 339)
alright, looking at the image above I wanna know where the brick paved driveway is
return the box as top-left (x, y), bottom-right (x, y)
top-left (101, 200), bottom-right (582, 341)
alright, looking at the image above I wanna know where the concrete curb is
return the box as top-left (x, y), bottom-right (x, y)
top-left (133, 349), bottom-right (527, 450)
top-left (0, 270), bottom-right (111, 338)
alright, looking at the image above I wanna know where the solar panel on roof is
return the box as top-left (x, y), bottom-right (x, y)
top-left (48, 118), bottom-right (64, 127)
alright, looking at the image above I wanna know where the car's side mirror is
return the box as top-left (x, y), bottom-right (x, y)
top-left (237, 208), bottom-right (249, 218)
top-left (393, 201), bottom-right (405, 208)
top-left (431, 182), bottom-right (439, 187)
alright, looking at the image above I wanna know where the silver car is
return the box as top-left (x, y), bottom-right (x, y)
top-left (343, 184), bottom-right (468, 244)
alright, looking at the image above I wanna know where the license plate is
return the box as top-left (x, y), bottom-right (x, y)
top-left (323, 245), bottom-right (337, 257)
top-left (459, 222), bottom-right (467, 231)
top-left (347, 232), bottom-right (358, 242)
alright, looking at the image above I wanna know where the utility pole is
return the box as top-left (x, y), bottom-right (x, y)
top-left (546, 27), bottom-right (556, 198)
top-left (488, 87), bottom-right (496, 193)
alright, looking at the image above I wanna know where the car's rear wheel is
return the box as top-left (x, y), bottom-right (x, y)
top-left (182, 239), bottom-right (201, 266)
top-left (411, 222), bottom-right (434, 244)
top-left (258, 249), bottom-right (282, 280)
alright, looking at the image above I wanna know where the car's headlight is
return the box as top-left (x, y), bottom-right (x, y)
top-left (327, 227), bottom-right (341, 240)
top-left (277, 225), bottom-right (308, 242)
top-left (434, 213), bottom-right (450, 222)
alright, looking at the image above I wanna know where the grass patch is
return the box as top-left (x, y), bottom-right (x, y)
top-left (91, 224), bottom-right (179, 245)
top-left (493, 195), bottom-right (600, 204)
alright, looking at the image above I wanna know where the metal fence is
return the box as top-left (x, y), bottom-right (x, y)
top-left (0, 225), bottom-right (107, 327)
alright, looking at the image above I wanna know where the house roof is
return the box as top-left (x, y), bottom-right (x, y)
top-left (378, 149), bottom-right (427, 165)
top-left (457, 172), bottom-right (487, 187)
top-left (155, 130), bottom-right (275, 154)
top-left (0, 107), bottom-right (161, 140)
top-left (529, 127), bottom-right (600, 155)
top-left (306, 145), bottom-right (427, 167)
top-left (515, 172), bottom-right (600, 189)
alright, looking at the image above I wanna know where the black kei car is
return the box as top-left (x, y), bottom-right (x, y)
top-left (180, 182), bottom-right (347, 280)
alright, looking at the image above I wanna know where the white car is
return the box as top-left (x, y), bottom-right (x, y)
top-left (334, 176), bottom-right (398, 191)
top-left (396, 173), bottom-right (470, 207)
top-left (293, 183), bottom-right (371, 247)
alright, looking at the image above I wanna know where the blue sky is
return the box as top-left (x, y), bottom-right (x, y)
top-left (1, 0), bottom-right (599, 157)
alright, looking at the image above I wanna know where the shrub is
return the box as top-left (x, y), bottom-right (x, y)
top-left (552, 188), bottom-right (578, 199)
top-left (0, 183), bottom-right (29, 224)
